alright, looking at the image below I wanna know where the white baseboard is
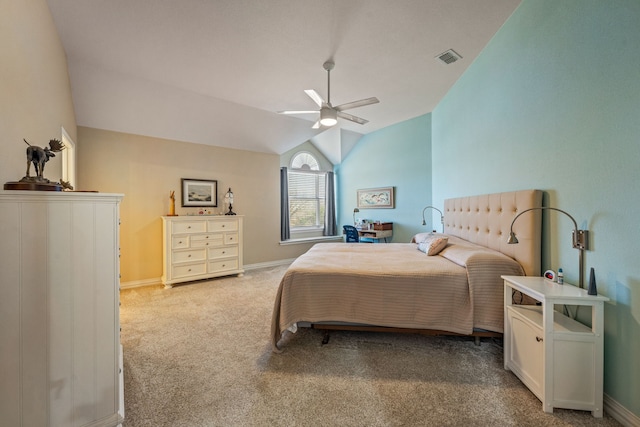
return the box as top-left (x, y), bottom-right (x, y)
top-left (243, 259), bottom-right (295, 270)
top-left (605, 393), bottom-right (640, 426)
top-left (120, 277), bottom-right (162, 290)
top-left (120, 260), bottom-right (294, 290)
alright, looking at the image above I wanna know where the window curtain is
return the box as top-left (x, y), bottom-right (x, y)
top-left (323, 171), bottom-right (337, 236)
top-left (280, 167), bottom-right (290, 241)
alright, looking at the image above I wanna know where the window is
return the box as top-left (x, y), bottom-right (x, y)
top-left (61, 127), bottom-right (76, 189)
top-left (288, 152), bottom-right (326, 229)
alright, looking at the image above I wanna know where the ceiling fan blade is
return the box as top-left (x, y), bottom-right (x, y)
top-left (304, 89), bottom-right (325, 107)
top-left (337, 111), bottom-right (369, 125)
top-left (311, 120), bottom-right (321, 129)
top-left (335, 97), bottom-right (379, 112)
top-left (278, 110), bottom-right (318, 115)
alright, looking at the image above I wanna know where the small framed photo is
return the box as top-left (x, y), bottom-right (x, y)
top-left (181, 178), bottom-right (218, 207)
top-left (357, 187), bottom-right (395, 209)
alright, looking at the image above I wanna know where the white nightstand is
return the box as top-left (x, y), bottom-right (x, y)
top-left (502, 275), bottom-right (609, 418)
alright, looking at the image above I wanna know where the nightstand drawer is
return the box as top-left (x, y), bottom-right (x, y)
top-left (507, 307), bottom-right (543, 398)
top-left (172, 248), bottom-right (206, 264)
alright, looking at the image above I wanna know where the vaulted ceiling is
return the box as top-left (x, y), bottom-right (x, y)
top-left (47, 0), bottom-right (520, 163)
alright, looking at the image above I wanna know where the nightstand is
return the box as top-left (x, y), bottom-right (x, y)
top-left (502, 275), bottom-right (609, 418)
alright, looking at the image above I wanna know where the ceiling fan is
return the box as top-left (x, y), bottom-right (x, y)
top-left (278, 61), bottom-right (379, 129)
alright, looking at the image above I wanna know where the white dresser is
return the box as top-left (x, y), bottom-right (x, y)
top-left (0, 191), bottom-right (124, 427)
top-left (162, 215), bottom-right (244, 288)
top-left (502, 275), bottom-right (608, 417)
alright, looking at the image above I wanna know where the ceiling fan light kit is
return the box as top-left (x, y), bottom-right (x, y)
top-left (320, 106), bottom-right (337, 126)
top-left (278, 60), bottom-right (379, 128)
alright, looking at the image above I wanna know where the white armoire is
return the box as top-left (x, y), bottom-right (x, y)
top-left (0, 191), bottom-right (124, 427)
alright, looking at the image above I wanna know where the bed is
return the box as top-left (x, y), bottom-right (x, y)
top-left (271, 189), bottom-right (542, 352)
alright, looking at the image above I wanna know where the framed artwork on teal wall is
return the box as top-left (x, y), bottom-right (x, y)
top-left (357, 187), bottom-right (395, 209)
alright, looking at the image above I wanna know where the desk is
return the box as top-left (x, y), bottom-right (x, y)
top-left (358, 228), bottom-right (392, 242)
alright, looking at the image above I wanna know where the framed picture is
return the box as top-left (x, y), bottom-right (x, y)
top-left (181, 178), bottom-right (218, 207)
top-left (357, 187), bottom-right (395, 209)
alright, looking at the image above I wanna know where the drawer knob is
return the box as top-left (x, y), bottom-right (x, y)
top-left (536, 336), bottom-right (543, 342)
top-left (188, 268), bottom-right (191, 272)
top-left (188, 254), bottom-right (192, 258)
top-left (222, 251), bottom-right (226, 254)
top-left (206, 243), bottom-right (209, 245)
top-left (188, 226), bottom-right (191, 229)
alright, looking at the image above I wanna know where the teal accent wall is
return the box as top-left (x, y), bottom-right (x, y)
top-left (433, 0), bottom-right (640, 417)
top-left (337, 114), bottom-right (431, 243)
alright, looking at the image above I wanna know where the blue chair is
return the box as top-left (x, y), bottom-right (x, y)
top-left (343, 225), bottom-right (360, 243)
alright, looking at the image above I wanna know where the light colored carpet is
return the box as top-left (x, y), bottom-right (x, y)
top-left (120, 265), bottom-right (620, 427)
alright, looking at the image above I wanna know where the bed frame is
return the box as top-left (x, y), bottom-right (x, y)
top-left (310, 189), bottom-right (543, 343)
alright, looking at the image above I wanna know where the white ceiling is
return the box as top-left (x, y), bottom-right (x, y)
top-left (46, 0), bottom-right (521, 161)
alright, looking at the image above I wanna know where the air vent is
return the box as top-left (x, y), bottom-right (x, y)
top-left (436, 49), bottom-right (462, 65)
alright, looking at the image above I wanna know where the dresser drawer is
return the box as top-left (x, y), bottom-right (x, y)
top-left (172, 262), bottom-right (207, 278)
top-left (208, 246), bottom-right (238, 259)
top-left (208, 259), bottom-right (238, 273)
top-left (172, 248), bottom-right (206, 264)
top-left (172, 236), bottom-right (189, 249)
top-left (173, 221), bottom-right (207, 234)
top-left (208, 219), bottom-right (238, 232)
top-left (191, 234), bottom-right (224, 247)
top-left (224, 232), bottom-right (239, 245)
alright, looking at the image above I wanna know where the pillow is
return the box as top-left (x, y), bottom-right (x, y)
top-left (417, 236), bottom-right (449, 256)
top-left (411, 232), bottom-right (446, 244)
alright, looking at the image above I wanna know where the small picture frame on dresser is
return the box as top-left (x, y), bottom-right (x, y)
top-left (181, 178), bottom-right (218, 207)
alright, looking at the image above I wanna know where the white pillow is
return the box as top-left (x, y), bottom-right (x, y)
top-left (417, 236), bottom-right (449, 256)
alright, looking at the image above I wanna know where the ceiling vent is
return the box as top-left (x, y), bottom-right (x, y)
top-left (436, 49), bottom-right (462, 65)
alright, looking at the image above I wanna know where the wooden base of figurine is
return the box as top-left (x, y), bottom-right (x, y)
top-left (4, 181), bottom-right (63, 191)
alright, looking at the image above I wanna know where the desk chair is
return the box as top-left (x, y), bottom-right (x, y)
top-left (343, 225), bottom-right (360, 243)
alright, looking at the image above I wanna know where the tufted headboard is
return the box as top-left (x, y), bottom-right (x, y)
top-left (443, 190), bottom-right (542, 276)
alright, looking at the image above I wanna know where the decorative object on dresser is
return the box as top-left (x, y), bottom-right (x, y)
top-left (0, 191), bottom-right (124, 427)
top-left (421, 205), bottom-right (444, 233)
top-left (168, 190), bottom-right (178, 216)
top-left (502, 275), bottom-right (609, 418)
top-left (162, 215), bottom-right (244, 288)
top-left (224, 187), bottom-right (236, 215)
top-left (352, 207), bottom-right (359, 225)
top-left (357, 187), bottom-right (394, 209)
top-left (181, 178), bottom-right (218, 207)
top-left (508, 206), bottom-right (589, 289)
top-left (4, 138), bottom-right (68, 191)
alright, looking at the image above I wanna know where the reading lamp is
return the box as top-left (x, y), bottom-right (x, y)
top-left (353, 208), bottom-right (359, 226)
top-left (421, 206), bottom-right (444, 233)
top-left (507, 207), bottom-right (589, 288)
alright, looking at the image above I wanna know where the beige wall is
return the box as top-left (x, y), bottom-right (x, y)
top-left (77, 127), bottom-right (314, 284)
top-left (0, 0), bottom-right (77, 185)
